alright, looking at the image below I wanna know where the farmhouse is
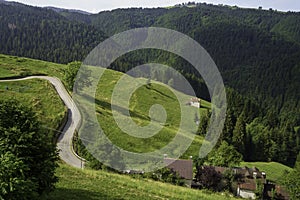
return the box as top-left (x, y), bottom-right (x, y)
top-left (214, 166), bottom-right (266, 199)
top-left (164, 158), bottom-right (193, 187)
top-left (187, 97), bottom-right (201, 108)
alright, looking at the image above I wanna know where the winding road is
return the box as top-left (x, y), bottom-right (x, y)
top-left (0, 76), bottom-right (85, 168)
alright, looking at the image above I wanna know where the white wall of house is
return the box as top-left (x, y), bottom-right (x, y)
top-left (190, 102), bottom-right (200, 108)
top-left (237, 188), bottom-right (256, 199)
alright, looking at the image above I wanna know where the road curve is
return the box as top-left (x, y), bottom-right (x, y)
top-left (0, 76), bottom-right (85, 168)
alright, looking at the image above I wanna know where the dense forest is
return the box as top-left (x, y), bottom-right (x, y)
top-left (0, 1), bottom-right (299, 167)
top-left (0, 2), bottom-right (106, 63)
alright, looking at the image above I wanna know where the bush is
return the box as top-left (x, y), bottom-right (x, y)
top-left (0, 99), bottom-right (58, 199)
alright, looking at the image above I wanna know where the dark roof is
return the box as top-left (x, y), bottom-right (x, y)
top-left (239, 179), bottom-right (257, 191)
top-left (164, 158), bottom-right (193, 180)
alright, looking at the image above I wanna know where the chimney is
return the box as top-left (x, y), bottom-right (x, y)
top-left (163, 154), bottom-right (168, 158)
top-left (253, 172), bottom-right (257, 179)
top-left (262, 172), bottom-right (266, 179)
top-left (189, 156), bottom-right (193, 160)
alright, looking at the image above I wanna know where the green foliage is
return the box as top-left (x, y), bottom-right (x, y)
top-left (197, 110), bottom-right (210, 136)
top-left (207, 141), bottom-right (243, 167)
top-left (147, 167), bottom-right (185, 186)
top-left (65, 61), bottom-right (92, 92)
top-left (195, 166), bottom-right (222, 191)
top-left (282, 152), bottom-right (300, 200)
top-left (0, 152), bottom-right (37, 200)
top-left (0, 99), bottom-right (59, 199)
top-left (255, 180), bottom-right (264, 200)
top-left (232, 113), bottom-right (246, 156)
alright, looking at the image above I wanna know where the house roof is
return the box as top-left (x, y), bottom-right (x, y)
top-left (190, 98), bottom-right (199, 103)
top-left (164, 158), bottom-right (193, 180)
top-left (239, 179), bottom-right (257, 191)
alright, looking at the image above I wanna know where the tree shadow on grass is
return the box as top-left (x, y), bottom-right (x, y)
top-left (81, 93), bottom-right (151, 122)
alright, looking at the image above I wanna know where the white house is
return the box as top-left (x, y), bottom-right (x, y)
top-left (188, 98), bottom-right (200, 108)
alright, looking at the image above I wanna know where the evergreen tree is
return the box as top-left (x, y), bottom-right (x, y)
top-left (196, 110), bottom-right (210, 135)
top-left (232, 112), bottom-right (246, 156)
top-left (222, 108), bottom-right (236, 143)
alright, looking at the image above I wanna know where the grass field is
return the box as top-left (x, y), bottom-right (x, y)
top-left (0, 53), bottom-right (210, 159)
top-left (0, 54), bottom-right (67, 80)
top-left (43, 163), bottom-right (237, 200)
top-left (0, 79), bottom-right (66, 135)
top-left (241, 162), bottom-right (292, 183)
top-left (87, 67), bottom-right (211, 160)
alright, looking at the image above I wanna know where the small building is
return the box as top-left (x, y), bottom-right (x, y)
top-left (214, 166), bottom-right (267, 199)
top-left (187, 97), bottom-right (200, 108)
top-left (164, 158), bottom-right (193, 187)
top-left (237, 179), bottom-right (257, 199)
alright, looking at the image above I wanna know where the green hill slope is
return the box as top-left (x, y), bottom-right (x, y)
top-left (0, 54), bottom-right (235, 199)
top-left (241, 162), bottom-right (292, 183)
top-left (0, 53), bottom-right (293, 199)
top-left (44, 163), bottom-right (237, 200)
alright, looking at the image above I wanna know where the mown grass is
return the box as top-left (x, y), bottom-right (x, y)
top-left (43, 163), bottom-right (237, 200)
top-left (0, 78), bottom-right (66, 135)
top-left (241, 162), bottom-right (292, 183)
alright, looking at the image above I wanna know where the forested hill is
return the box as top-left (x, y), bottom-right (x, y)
top-left (0, 1), bottom-right (299, 165)
top-left (0, 2), bottom-right (106, 63)
top-left (61, 3), bottom-right (300, 124)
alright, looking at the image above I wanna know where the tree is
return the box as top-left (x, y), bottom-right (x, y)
top-left (232, 112), bottom-right (247, 156)
top-left (149, 167), bottom-right (185, 186)
top-left (0, 99), bottom-right (58, 198)
top-left (207, 141), bottom-right (243, 167)
top-left (197, 110), bottom-right (210, 135)
top-left (0, 152), bottom-right (37, 200)
top-left (195, 166), bottom-right (222, 191)
top-left (222, 108), bottom-right (236, 143)
top-left (64, 61), bottom-right (92, 92)
top-left (283, 152), bottom-right (300, 200)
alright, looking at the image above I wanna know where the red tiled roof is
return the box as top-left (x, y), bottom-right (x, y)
top-left (164, 158), bottom-right (193, 180)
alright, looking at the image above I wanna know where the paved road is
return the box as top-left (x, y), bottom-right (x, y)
top-left (0, 76), bottom-right (85, 168)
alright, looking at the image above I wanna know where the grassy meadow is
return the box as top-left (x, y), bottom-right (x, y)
top-left (90, 67), bottom-right (211, 159)
top-left (0, 54), bottom-right (67, 80)
top-left (43, 163), bottom-right (237, 200)
top-left (0, 78), bottom-right (66, 135)
top-left (241, 162), bottom-right (292, 183)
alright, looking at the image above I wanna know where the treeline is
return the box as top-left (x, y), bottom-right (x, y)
top-left (197, 88), bottom-right (300, 167)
